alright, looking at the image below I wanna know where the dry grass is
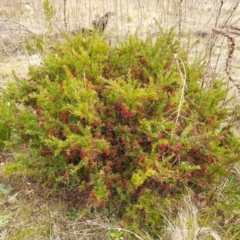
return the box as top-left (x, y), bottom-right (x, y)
top-left (163, 195), bottom-right (222, 240)
top-left (0, 0), bottom-right (240, 239)
top-left (0, 153), bottom-right (115, 240)
top-left (1, 0), bottom-right (240, 87)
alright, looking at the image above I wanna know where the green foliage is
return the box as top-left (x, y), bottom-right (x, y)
top-left (200, 171), bottom-right (240, 239)
top-left (24, 35), bottom-right (47, 54)
top-left (42, 0), bottom-right (56, 31)
top-left (0, 97), bottom-right (15, 149)
top-left (3, 29), bottom-right (240, 236)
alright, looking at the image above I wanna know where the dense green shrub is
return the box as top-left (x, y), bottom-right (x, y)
top-left (4, 30), bottom-right (240, 234)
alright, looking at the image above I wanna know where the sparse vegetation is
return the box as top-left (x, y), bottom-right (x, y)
top-left (0, 0), bottom-right (240, 239)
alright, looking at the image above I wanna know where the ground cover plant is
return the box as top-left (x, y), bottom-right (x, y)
top-left (0, 99), bottom-right (13, 149)
top-left (1, 25), bottom-right (240, 238)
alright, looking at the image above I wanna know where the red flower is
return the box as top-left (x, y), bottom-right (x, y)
top-left (206, 119), bottom-right (213, 124)
top-left (158, 134), bottom-right (164, 139)
top-left (191, 147), bottom-right (198, 152)
top-left (64, 172), bottom-right (69, 178)
top-left (140, 59), bottom-right (147, 65)
top-left (94, 132), bottom-right (101, 138)
top-left (215, 135), bottom-right (222, 141)
top-left (98, 199), bottom-right (105, 206)
top-left (147, 136), bottom-right (153, 142)
top-left (71, 71), bottom-right (77, 77)
top-left (106, 167), bottom-right (112, 173)
top-left (206, 156), bottom-right (213, 163)
top-left (88, 191), bottom-right (95, 200)
top-left (174, 145), bottom-right (182, 151)
top-left (189, 157), bottom-right (194, 163)
top-left (159, 144), bottom-right (168, 150)
top-left (103, 149), bottom-right (110, 156)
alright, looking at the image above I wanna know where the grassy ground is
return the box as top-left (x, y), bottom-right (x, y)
top-left (0, 0), bottom-right (240, 239)
top-left (0, 153), bottom-right (115, 239)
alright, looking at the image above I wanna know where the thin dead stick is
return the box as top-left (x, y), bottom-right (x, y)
top-left (215, 0), bottom-right (225, 27)
top-left (178, 0), bottom-right (183, 37)
top-left (63, 0), bottom-right (67, 31)
top-left (212, 28), bottom-right (240, 91)
top-left (173, 53), bottom-right (187, 135)
top-left (0, 19), bottom-right (34, 35)
top-left (224, 25), bottom-right (240, 32)
top-left (221, 0), bottom-right (240, 28)
top-left (210, 37), bottom-right (225, 82)
top-left (221, 24), bottom-right (240, 36)
top-left (208, 0), bottom-right (239, 79)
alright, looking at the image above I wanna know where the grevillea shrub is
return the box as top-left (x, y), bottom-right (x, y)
top-left (5, 30), bottom-right (240, 234)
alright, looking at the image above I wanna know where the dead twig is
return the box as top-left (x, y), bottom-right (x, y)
top-left (92, 12), bottom-right (113, 32)
top-left (0, 19), bottom-right (34, 36)
top-left (178, 0), bottom-right (183, 37)
top-left (63, 0), bottom-right (67, 31)
top-left (212, 28), bottom-right (240, 91)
